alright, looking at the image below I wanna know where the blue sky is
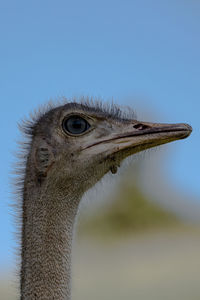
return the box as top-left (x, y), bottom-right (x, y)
top-left (0, 0), bottom-right (199, 266)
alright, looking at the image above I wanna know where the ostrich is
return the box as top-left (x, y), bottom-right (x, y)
top-left (16, 99), bottom-right (192, 300)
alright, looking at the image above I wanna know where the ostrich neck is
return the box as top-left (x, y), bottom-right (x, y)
top-left (20, 172), bottom-right (81, 300)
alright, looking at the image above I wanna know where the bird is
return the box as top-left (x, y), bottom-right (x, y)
top-left (15, 98), bottom-right (192, 300)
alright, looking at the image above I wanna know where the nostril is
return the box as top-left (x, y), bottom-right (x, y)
top-left (133, 123), bottom-right (150, 130)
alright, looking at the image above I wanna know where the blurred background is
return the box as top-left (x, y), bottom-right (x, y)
top-left (0, 1), bottom-right (200, 299)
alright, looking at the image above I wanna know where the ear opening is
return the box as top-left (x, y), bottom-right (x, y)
top-left (34, 139), bottom-right (55, 178)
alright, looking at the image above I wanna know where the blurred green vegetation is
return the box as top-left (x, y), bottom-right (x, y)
top-left (80, 169), bottom-right (179, 237)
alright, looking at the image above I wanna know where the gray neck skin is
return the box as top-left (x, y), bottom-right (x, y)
top-left (20, 169), bottom-right (81, 300)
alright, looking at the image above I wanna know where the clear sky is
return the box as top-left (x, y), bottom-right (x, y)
top-left (0, 0), bottom-right (199, 266)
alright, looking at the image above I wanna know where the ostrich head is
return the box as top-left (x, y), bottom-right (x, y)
top-left (26, 101), bottom-right (192, 198)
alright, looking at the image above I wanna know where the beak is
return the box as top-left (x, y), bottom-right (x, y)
top-left (84, 121), bottom-right (192, 158)
top-left (108, 121), bottom-right (192, 156)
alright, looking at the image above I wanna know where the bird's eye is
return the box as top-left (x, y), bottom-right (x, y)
top-left (62, 115), bottom-right (90, 135)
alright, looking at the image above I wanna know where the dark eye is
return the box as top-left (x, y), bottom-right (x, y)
top-left (62, 115), bottom-right (90, 135)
